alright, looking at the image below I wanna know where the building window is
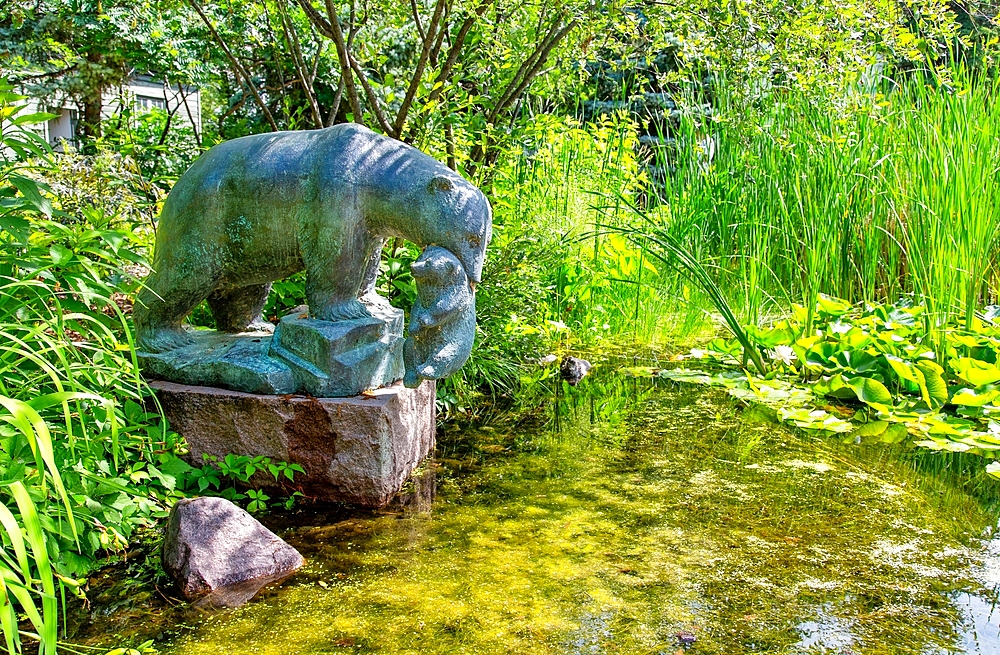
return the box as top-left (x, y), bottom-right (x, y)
top-left (135, 95), bottom-right (167, 111)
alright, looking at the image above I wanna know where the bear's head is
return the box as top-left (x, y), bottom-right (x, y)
top-left (424, 173), bottom-right (492, 285)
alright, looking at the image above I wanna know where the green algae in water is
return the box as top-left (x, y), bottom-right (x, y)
top-left (159, 379), bottom-right (1000, 654)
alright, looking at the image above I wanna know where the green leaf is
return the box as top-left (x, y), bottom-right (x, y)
top-left (816, 294), bottom-right (852, 316)
top-left (48, 244), bottom-right (73, 266)
top-left (885, 355), bottom-right (918, 384)
top-left (951, 388), bottom-right (1000, 407)
top-left (852, 420), bottom-right (889, 437)
top-left (952, 357), bottom-right (1000, 386)
top-left (8, 175), bottom-right (51, 217)
top-left (745, 325), bottom-right (795, 348)
top-left (846, 376), bottom-right (893, 411)
top-left (914, 360), bottom-right (948, 409)
top-left (882, 424), bottom-right (909, 443)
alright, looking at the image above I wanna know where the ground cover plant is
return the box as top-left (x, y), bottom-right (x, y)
top-left (0, 83), bottom-right (310, 654)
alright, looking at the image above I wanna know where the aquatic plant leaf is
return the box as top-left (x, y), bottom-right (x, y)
top-left (950, 388), bottom-right (1000, 407)
top-left (952, 357), bottom-right (1000, 386)
top-left (834, 350), bottom-right (878, 373)
top-left (957, 435), bottom-right (1000, 451)
top-left (986, 461), bottom-right (1000, 478)
top-left (846, 377), bottom-right (893, 411)
top-left (777, 407), bottom-right (854, 433)
top-left (949, 334), bottom-right (983, 349)
top-left (805, 342), bottom-right (839, 369)
top-left (745, 325), bottom-right (796, 348)
top-left (816, 294), bottom-right (852, 316)
top-left (881, 424), bottom-right (910, 443)
top-left (851, 420), bottom-right (889, 437)
top-left (922, 414), bottom-right (976, 436)
top-left (886, 308), bottom-right (918, 327)
top-left (914, 438), bottom-right (973, 452)
top-left (914, 360), bottom-right (948, 409)
top-left (884, 355), bottom-right (918, 385)
top-left (840, 329), bottom-right (874, 350)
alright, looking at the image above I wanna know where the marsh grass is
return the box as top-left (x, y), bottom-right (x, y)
top-left (660, 74), bottom-right (1000, 334)
top-left (494, 72), bottom-right (1000, 363)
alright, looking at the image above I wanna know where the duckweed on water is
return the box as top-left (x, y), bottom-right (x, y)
top-left (130, 376), bottom-right (1000, 655)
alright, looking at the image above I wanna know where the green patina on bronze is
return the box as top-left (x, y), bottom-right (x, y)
top-left (134, 123), bottom-right (491, 396)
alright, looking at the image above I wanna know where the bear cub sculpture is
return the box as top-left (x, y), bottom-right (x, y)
top-left (403, 247), bottom-right (476, 388)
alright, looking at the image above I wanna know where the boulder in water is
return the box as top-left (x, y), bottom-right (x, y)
top-left (560, 356), bottom-right (592, 385)
top-left (162, 496), bottom-right (304, 608)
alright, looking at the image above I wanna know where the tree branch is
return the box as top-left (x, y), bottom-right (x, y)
top-left (349, 54), bottom-right (393, 134)
top-left (326, 73), bottom-right (345, 127)
top-left (409, 0), bottom-right (426, 42)
top-left (392, 0), bottom-right (447, 136)
top-left (469, 14), bottom-right (577, 166)
top-left (187, 0), bottom-right (277, 131)
top-left (322, 0), bottom-right (364, 124)
top-left (296, 0), bottom-right (336, 37)
top-left (425, 0), bottom-right (493, 106)
top-left (276, 0), bottom-right (324, 128)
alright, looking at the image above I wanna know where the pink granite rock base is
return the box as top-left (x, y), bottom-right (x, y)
top-left (152, 380), bottom-right (435, 507)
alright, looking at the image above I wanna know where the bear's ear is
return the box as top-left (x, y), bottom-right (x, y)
top-left (428, 175), bottom-right (454, 194)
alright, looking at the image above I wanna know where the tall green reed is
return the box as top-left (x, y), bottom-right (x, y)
top-left (647, 72), bottom-right (1000, 349)
top-left (883, 77), bottom-right (1000, 356)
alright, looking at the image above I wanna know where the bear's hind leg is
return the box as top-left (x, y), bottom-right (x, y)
top-left (207, 283), bottom-right (274, 333)
top-left (134, 269), bottom-right (210, 353)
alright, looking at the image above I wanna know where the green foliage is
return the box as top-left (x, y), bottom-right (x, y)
top-left (2, 0), bottom-right (212, 139)
top-left (669, 295), bottom-right (1000, 473)
top-left (99, 104), bottom-right (204, 190)
top-left (169, 454), bottom-right (305, 513)
top-left (0, 81), bottom-right (304, 654)
top-left (0, 80), bottom-right (171, 653)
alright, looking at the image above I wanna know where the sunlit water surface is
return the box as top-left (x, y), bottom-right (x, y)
top-left (120, 377), bottom-right (1000, 653)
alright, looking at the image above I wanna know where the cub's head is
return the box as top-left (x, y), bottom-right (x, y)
top-left (403, 246), bottom-right (476, 388)
top-left (410, 245), bottom-right (467, 302)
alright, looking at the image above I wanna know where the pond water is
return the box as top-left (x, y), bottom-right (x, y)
top-left (99, 375), bottom-right (1000, 654)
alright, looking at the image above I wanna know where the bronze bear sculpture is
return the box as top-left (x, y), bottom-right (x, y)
top-left (134, 123), bottom-right (492, 381)
top-left (403, 246), bottom-right (476, 388)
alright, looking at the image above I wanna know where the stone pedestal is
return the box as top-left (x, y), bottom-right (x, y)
top-left (152, 380), bottom-right (435, 507)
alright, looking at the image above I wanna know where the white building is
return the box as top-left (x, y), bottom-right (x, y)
top-left (24, 74), bottom-right (201, 150)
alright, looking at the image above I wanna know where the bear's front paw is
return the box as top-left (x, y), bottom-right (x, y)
top-left (311, 299), bottom-right (373, 322)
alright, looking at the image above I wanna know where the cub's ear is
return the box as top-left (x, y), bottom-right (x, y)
top-left (427, 175), bottom-right (454, 194)
top-left (410, 259), bottom-right (428, 277)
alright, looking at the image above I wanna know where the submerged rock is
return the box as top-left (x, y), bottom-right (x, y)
top-left (162, 497), bottom-right (304, 608)
top-left (560, 356), bottom-right (592, 385)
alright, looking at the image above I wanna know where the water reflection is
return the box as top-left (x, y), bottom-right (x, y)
top-left (138, 372), bottom-right (1000, 654)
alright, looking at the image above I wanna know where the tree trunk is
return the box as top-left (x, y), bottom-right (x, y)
top-left (81, 92), bottom-right (103, 140)
top-left (80, 51), bottom-right (104, 141)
